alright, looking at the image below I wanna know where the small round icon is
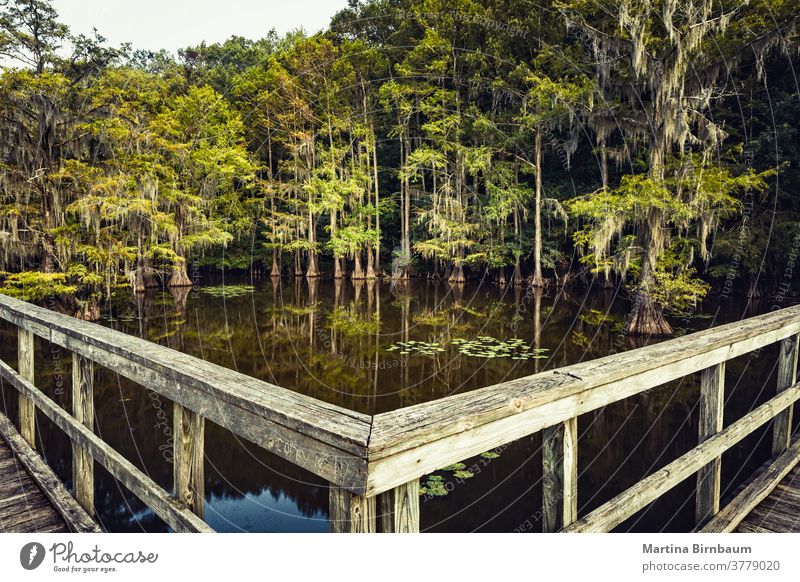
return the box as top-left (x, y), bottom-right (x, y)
top-left (20, 542), bottom-right (46, 570)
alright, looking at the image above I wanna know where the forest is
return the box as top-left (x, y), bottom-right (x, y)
top-left (0, 0), bottom-right (798, 335)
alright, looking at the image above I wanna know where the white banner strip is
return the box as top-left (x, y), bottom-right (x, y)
top-left (1, 533), bottom-right (798, 581)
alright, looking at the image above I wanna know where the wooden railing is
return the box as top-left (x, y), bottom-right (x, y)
top-left (0, 294), bottom-right (371, 532)
top-left (0, 292), bottom-right (799, 533)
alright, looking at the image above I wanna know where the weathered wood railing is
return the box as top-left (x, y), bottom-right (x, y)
top-left (0, 294), bottom-right (371, 532)
top-left (1, 292), bottom-right (799, 533)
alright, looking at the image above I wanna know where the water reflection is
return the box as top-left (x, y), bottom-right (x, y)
top-left (0, 278), bottom-right (785, 532)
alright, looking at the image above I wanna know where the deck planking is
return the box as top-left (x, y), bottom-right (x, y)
top-left (0, 437), bottom-right (69, 533)
top-left (737, 462), bottom-right (800, 533)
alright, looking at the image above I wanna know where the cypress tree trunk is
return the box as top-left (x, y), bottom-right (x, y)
top-left (271, 248), bottom-right (281, 278)
top-left (294, 248), bottom-right (303, 277)
top-left (352, 252), bottom-right (365, 280)
top-left (372, 125), bottom-right (381, 277)
top-left (366, 245), bottom-right (376, 279)
top-left (625, 213), bottom-right (673, 336)
top-left (167, 246), bottom-right (192, 288)
top-left (532, 127), bottom-right (544, 288)
top-left (306, 211), bottom-right (320, 278)
top-left (331, 208), bottom-right (343, 279)
top-left (167, 263), bottom-right (192, 288)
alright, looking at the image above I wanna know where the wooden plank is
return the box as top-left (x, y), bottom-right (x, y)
top-left (542, 417), bottom-right (578, 532)
top-left (0, 411), bottom-right (98, 533)
top-left (701, 438), bottom-right (800, 532)
top-left (737, 522), bottom-right (777, 533)
top-left (0, 294), bottom-right (370, 491)
top-left (366, 306), bottom-right (800, 495)
top-left (695, 362), bottom-right (725, 526)
top-left (377, 480), bottom-right (420, 533)
top-left (174, 403), bottom-right (205, 518)
top-left (0, 358), bottom-right (212, 533)
top-left (329, 486), bottom-right (376, 533)
top-left (773, 334), bottom-right (798, 455)
top-left (72, 352), bottom-right (94, 516)
top-left (744, 505), bottom-right (800, 531)
top-left (17, 327), bottom-right (35, 446)
top-left (562, 383), bottom-right (800, 532)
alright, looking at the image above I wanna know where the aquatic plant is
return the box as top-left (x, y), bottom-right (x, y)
top-left (419, 451), bottom-right (502, 497)
top-left (453, 336), bottom-right (548, 360)
top-left (198, 285), bottom-right (255, 298)
top-left (386, 340), bottom-right (445, 356)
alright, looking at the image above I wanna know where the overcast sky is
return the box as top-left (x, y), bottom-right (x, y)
top-left (52, 0), bottom-right (351, 54)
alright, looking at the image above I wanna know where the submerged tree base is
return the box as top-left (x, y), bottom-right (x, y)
top-left (625, 293), bottom-right (673, 337)
top-left (168, 266), bottom-right (193, 288)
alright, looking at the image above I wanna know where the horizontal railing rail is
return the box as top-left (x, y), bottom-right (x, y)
top-left (0, 291), bottom-right (798, 533)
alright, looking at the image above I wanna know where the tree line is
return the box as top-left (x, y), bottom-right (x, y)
top-left (0, 0), bottom-right (797, 334)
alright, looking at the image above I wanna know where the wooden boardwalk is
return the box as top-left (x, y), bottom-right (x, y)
top-left (0, 412), bottom-right (99, 533)
top-left (738, 463), bottom-right (800, 533)
top-left (2, 293), bottom-right (800, 533)
top-left (0, 437), bottom-right (69, 532)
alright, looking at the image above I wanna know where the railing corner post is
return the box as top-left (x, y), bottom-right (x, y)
top-left (329, 486), bottom-right (377, 533)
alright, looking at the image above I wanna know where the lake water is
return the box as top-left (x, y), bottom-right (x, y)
top-left (0, 276), bottom-right (790, 532)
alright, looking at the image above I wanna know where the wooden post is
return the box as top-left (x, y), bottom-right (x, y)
top-left (773, 334), bottom-right (798, 456)
top-left (173, 403), bottom-right (205, 518)
top-left (329, 486), bottom-right (376, 533)
top-left (17, 327), bottom-right (35, 446)
top-left (378, 480), bottom-right (420, 532)
top-left (695, 362), bottom-right (724, 526)
top-left (72, 353), bottom-right (95, 515)
top-left (542, 416), bottom-right (578, 532)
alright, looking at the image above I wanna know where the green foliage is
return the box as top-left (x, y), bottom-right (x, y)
top-left (0, 0), bottom-right (793, 312)
top-left (0, 271), bottom-right (77, 300)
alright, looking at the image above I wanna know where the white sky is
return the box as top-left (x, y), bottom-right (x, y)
top-left (52, 0), bottom-right (351, 54)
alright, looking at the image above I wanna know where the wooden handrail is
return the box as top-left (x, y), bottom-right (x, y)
top-left (562, 383), bottom-right (800, 532)
top-left (365, 306), bottom-right (800, 495)
top-left (0, 293), bottom-right (371, 491)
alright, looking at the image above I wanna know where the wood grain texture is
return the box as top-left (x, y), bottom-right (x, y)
top-left (0, 358), bottom-right (212, 532)
top-left (377, 480), bottom-right (420, 533)
top-left (542, 417), bottom-right (578, 532)
top-left (773, 334), bottom-right (798, 455)
top-left (174, 403), bottom-right (205, 518)
top-left (0, 411), bottom-right (98, 532)
top-left (366, 305), bottom-right (800, 495)
top-left (329, 486), bottom-right (376, 533)
top-left (702, 437), bottom-right (800, 532)
top-left (0, 294), bottom-right (370, 491)
top-left (17, 327), bottom-right (35, 446)
top-left (736, 463), bottom-right (800, 532)
top-left (563, 383), bottom-right (800, 532)
top-left (695, 362), bottom-right (724, 526)
top-left (72, 352), bottom-right (94, 516)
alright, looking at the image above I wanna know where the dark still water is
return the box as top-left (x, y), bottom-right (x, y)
top-left (0, 277), bottom-right (791, 532)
